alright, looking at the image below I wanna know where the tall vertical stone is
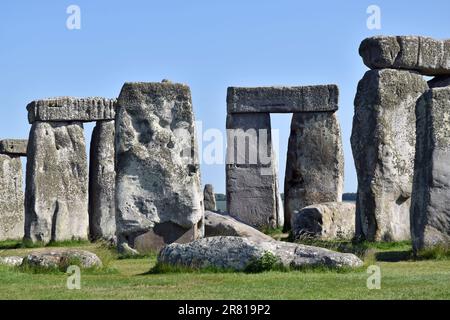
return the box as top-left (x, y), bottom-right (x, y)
top-left (115, 81), bottom-right (204, 253)
top-left (411, 87), bottom-right (450, 251)
top-left (89, 120), bottom-right (116, 242)
top-left (0, 154), bottom-right (24, 240)
top-left (203, 184), bottom-right (217, 212)
top-left (25, 122), bottom-right (88, 243)
top-left (284, 112), bottom-right (344, 230)
top-left (351, 69), bottom-right (428, 241)
top-left (226, 113), bottom-right (282, 230)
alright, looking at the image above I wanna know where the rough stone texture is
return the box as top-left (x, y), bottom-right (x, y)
top-left (21, 249), bottom-right (102, 269)
top-left (0, 139), bottom-right (28, 156)
top-left (284, 112), bottom-right (344, 230)
top-left (115, 82), bottom-right (204, 253)
top-left (89, 120), bottom-right (116, 241)
top-left (227, 85), bottom-right (339, 113)
top-left (359, 36), bottom-right (450, 76)
top-left (203, 184), bottom-right (217, 211)
top-left (0, 256), bottom-right (23, 267)
top-left (27, 97), bottom-right (115, 123)
top-left (204, 211), bottom-right (274, 243)
top-left (158, 236), bottom-right (363, 271)
top-left (291, 202), bottom-right (356, 241)
top-left (428, 76), bottom-right (450, 88)
top-left (25, 122), bottom-right (89, 244)
top-left (411, 88), bottom-right (450, 251)
top-left (351, 69), bottom-right (429, 241)
top-left (0, 154), bottom-right (24, 241)
top-left (226, 113), bottom-right (282, 230)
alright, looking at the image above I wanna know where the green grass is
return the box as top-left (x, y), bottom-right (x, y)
top-left (0, 240), bottom-right (449, 299)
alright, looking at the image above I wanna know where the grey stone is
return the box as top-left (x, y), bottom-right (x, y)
top-left (359, 36), bottom-right (450, 76)
top-left (428, 76), bottom-right (450, 88)
top-left (203, 184), bottom-right (217, 211)
top-left (291, 202), bottom-right (356, 241)
top-left (227, 85), bottom-right (339, 113)
top-left (411, 87), bottom-right (450, 251)
top-left (0, 154), bottom-right (24, 241)
top-left (351, 69), bottom-right (429, 241)
top-left (158, 236), bottom-right (363, 271)
top-left (25, 122), bottom-right (89, 244)
top-left (0, 256), bottom-right (23, 267)
top-left (21, 249), bottom-right (102, 269)
top-left (284, 112), bottom-right (344, 230)
top-left (204, 211), bottom-right (274, 243)
top-left (115, 82), bottom-right (204, 253)
top-left (0, 139), bottom-right (28, 156)
top-left (27, 97), bottom-right (115, 123)
top-left (89, 120), bottom-right (116, 241)
top-left (226, 113), bottom-right (282, 230)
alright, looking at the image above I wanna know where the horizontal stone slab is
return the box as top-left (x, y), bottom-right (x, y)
top-left (227, 85), bottom-right (339, 113)
top-left (359, 36), bottom-right (450, 76)
top-left (27, 97), bottom-right (116, 123)
top-left (0, 139), bottom-right (28, 156)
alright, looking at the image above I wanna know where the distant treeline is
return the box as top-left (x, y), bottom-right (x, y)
top-left (215, 193), bottom-right (357, 202)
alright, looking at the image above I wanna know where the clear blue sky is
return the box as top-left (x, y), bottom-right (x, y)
top-left (1, 0), bottom-right (449, 194)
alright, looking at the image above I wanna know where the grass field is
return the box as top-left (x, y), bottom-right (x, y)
top-left (0, 239), bottom-right (449, 300)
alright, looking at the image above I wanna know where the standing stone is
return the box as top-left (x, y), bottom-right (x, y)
top-left (203, 184), bottom-right (217, 212)
top-left (25, 122), bottom-right (88, 243)
top-left (226, 113), bottom-right (282, 230)
top-left (0, 154), bottom-right (24, 240)
top-left (115, 82), bottom-right (204, 253)
top-left (89, 120), bottom-right (116, 242)
top-left (411, 87), bottom-right (450, 251)
top-left (284, 112), bottom-right (344, 230)
top-left (351, 69), bottom-right (429, 242)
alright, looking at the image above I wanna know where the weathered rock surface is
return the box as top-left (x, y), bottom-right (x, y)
top-left (204, 211), bottom-right (273, 243)
top-left (89, 120), bottom-right (116, 241)
top-left (21, 249), bottom-right (102, 269)
top-left (284, 112), bottom-right (344, 230)
top-left (115, 82), bottom-right (204, 253)
top-left (359, 36), bottom-right (450, 76)
top-left (27, 97), bottom-right (115, 123)
top-left (411, 87), bottom-right (450, 251)
top-left (0, 256), bottom-right (23, 267)
top-left (25, 122), bottom-right (89, 243)
top-left (0, 154), bottom-right (24, 241)
top-left (158, 236), bottom-right (363, 271)
top-left (351, 69), bottom-right (429, 241)
top-left (226, 113), bottom-right (282, 230)
top-left (227, 85), bottom-right (339, 113)
top-left (428, 76), bottom-right (450, 88)
top-left (203, 184), bottom-right (217, 211)
top-left (0, 139), bottom-right (28, 156)
top-left (291, 202), bottom-right (355, 241)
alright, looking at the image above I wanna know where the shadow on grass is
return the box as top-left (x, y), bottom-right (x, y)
top-left (375, 250), bottom-right (413, 262)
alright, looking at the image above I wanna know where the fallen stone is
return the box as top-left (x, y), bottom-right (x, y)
top-left (27, 97), bottom-right (115, 123)
top-left (115, 82), bottom-right (204, 253)
top-left (227, 85), bottom-right (339, 113)
top-left (204, 211), bottom-right (274, 243)
top-left (203, 184), bottom-right (217, 211)
top-left (25, 122), bottom-right (89, 244)
top-left (351, 69), bottom-right (429, 241)
top-left (0, 139), bottom-right (28, 156)
top-left (411, 87), bottom-right (450, 251)
top-left (0, 154), bottom-right (24, 241)
top-left (359, 36), bottom-right (450, 76)
top-left (89, 120), bottom-right (116, 241)
top-left (428, 76), bottom-right (450, 88)
top-left (284, 112), bottom-right (344, 230)
top-left (0, 256), bottom-right (23, 267)
top-left (291, 202), bottom-right (356, 241)
top-left (158, 236), bottom-right (363, 271)
top-left (21, 249), bottom-right (102, 269)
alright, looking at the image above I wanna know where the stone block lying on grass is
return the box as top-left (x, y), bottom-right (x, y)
top-left (0, 256), bottom-right (23, 267)
top-left (20, 249), bottom-right (102, 269)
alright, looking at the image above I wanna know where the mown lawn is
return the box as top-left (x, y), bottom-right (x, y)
top-left (0, 240), bottom-right (449, 300)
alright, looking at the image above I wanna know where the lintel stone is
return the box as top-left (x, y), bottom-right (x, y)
top-left (0, 139), bottom-right (28, 156)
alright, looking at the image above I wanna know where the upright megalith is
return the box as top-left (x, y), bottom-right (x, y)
top-left (203, 184), bottom-right (217, 212)
top-left (284, 112), bottom-right (344, 230)
top-left (0, 146), bottom-right (24, 240)
top-left (411, 87), bottom-right (450, 251)
top-left (115, 81), bottom-right (204, 253)
top-left (25, 121), bottom-right (89, 243)
top-left (351, 69), bottom-right (428, 241)
top-left (89, 120), bottom-right (116, 242)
